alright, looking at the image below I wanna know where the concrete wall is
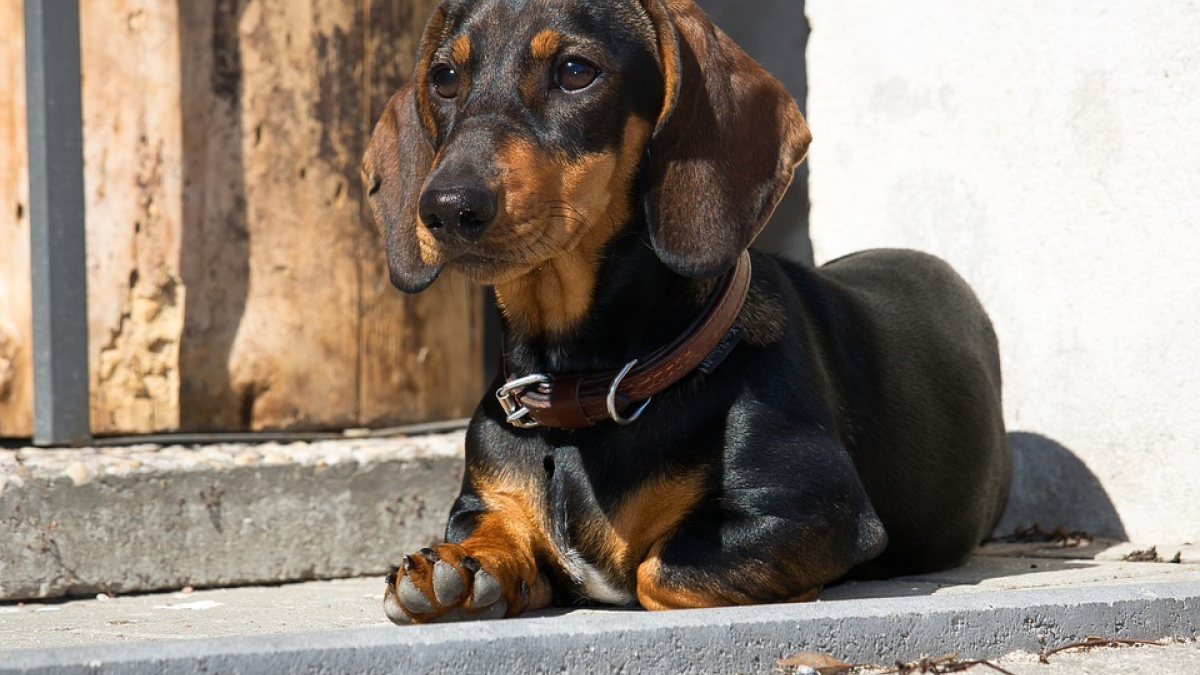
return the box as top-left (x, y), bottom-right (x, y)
top-left (805, 1), bottom-right (1200, 544)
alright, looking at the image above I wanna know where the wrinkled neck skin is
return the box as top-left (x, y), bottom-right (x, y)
top-left (498, 225), bottom-right (710, 379)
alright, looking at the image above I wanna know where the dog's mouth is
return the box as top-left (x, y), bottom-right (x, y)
top-left (442, 247), bottom-right (567, 286)
top-left (423, 214), bottom-right (597, 285)
top-left (446, 251), bottom-right (530, 283)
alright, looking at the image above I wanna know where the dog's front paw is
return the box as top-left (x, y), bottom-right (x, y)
top-left (383, 544), bottom-right (517, 625)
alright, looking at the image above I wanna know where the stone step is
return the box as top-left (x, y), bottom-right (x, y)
top-left (0, 434), bottom-right (464, 601)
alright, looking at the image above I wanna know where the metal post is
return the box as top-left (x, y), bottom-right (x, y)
top-left (24, 0), bottom-right (91, 446)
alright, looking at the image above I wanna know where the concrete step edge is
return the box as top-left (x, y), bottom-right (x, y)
top-left (4, 580), bottom-right (1198, 675)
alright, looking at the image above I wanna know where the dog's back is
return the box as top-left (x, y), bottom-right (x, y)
top-left (791, 248), bottom-right (1010, 577)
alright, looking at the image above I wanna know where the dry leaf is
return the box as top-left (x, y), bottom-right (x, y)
top-left (776, 651), bottom-right (854, 675)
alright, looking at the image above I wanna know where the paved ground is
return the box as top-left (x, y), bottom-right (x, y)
top-left (2, 548), bottom-right (1197, 674)
top-left (858, 641), bottom-right (1199, 674)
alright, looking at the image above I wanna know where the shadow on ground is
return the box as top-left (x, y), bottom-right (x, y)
top-left (993, 432), bottom-right (1127, 541)
top-left (821, 432), bottom-right (1129, 601)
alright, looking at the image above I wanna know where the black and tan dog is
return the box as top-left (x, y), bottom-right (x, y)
top-left (363, 0), bottom-right (1010, 624)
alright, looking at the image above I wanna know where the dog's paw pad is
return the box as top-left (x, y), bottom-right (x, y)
top-left (453, 600), bottom-right (506, 622)
top-left (397, 574), bottom-right (436, 615)
top-left (471, 570), bottom-right (503, 607)
top-left (432, 560), bottom-right (466, 607)
top-left (384, 547), bottom-right (514, 625)
top-left (383, 588), bottom-right (416, 625)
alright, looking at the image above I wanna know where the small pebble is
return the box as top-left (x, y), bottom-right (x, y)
top-left (65, 462), bottom-right (93, 486)
top-left (95, 593), bottom-right (111, 602)
top-left (234, 452), bottom-right (260, 466)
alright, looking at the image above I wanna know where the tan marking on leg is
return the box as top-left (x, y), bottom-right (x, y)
top-left (636, 538), bottom-right (821, 611)
top-left (559, 470), bottom-right (706, 604)
top-left (459, 474), bottom-right (557, 616)
top-left (385, 471), bottom-right (559, 624)
top-left (581, 471), bottom-right (707, 575)
top-left (529, 29), bottom-right (562, 61)
top-left (636, 543), bottom-right (735, 611)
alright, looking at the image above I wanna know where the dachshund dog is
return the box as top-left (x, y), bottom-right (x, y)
top-left (363, 0), bottom-right (1011, 624)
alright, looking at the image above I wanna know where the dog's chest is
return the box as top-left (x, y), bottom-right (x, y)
top-left (544, 454), bottom-right (639, 606)
top-left (562, 548), bottom-right (635, 606)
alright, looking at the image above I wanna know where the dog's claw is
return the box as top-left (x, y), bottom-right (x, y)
top-left (401, 555), bottom-right (414, 573)
top-left (419, 547), bottom-right (440, 563)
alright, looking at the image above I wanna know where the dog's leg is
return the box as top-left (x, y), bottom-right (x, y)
top-left (635, 533), bottom-right (825, 611)
top-left (635, 437), bottom-right (888, 611)
top-left (383, 484), bottom-right (554, 624)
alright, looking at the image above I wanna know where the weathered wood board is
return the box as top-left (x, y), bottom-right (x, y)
top-left (0, 0), bottom-right (480, 437)
top-left (81, 0), bottom-right (186, 434)
top-left (358, 0), bottom-right (480, 427)
top-left (0, 2), bottom-right (33, 437)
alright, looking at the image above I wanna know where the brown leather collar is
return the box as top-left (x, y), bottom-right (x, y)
top-left (496, 251), bottom-right (753, 430)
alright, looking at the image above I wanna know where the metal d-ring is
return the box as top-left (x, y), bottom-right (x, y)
top-left (607, 360), bottom-right (652, 426)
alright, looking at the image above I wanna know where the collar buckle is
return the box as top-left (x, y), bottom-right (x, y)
top-left (496, 373), bottom-right (552, 429)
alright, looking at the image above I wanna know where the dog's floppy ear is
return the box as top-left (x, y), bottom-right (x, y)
top-left (639, 0), bottom-right (812, 278)
top-left (363, 85), bottom-right (441, 293)
top-left (364, 8), bottom-right (451, 293)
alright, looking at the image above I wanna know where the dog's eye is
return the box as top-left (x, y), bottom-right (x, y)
top-left (555, 59), bottom-right (598, 92)
top-left (431, 66), bottom-right (460, 99)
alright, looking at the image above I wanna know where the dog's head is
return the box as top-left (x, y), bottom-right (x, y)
top-left (364, 0), bottom-right (810, 297)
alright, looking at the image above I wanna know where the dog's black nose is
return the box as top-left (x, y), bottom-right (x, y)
top-left (419, 184), bottom-right (497, 236)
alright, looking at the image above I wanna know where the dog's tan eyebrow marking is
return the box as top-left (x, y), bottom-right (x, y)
top-left (530, 29), bottom-right (562, 60)
top-left (452, 34), bottom-right (472, 64)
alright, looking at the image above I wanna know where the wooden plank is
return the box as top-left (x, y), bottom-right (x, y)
top-left (174, 0), bottom-right (360, 431)
top-left (358, 0), bottom-right (482, 427)
top-left (80, 0), bottom-right (185, 434)
top-left (0, 2), bottom-right (34, 437)
top-left (175, 0), bottom-right (483, 431)
top-left (1, 0), bottom-right (480, 436)
top-left (174, 0), bottom-right (249, 431)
